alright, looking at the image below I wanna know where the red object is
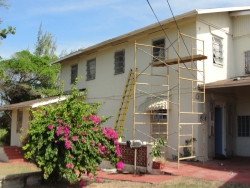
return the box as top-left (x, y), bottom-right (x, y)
top-left (152, 161), bottom-right (164, 169)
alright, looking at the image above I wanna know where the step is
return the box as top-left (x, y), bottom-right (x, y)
top-left (9, 159), bottom-right (26, 163)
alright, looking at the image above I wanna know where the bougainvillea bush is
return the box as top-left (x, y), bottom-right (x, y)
top-left (22, 82), bottom-right (123, 186)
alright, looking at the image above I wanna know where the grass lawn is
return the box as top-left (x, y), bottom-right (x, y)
top-left (1, 162), bottom-right (250, 188)
top-left (0, 162), bottom-right (41, 176)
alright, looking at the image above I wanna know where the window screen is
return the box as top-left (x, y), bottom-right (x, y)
top-left (71, 64), bottom-right (78, 84)
top-left (212, 36), bottom-right (223, 65)
top-left (238, 116), bottom-right (250, 137)
top-left (114, 50), bottom-right (125, 74)
top-left (152, 38), bottom-right (165, 62)
top-left (86, 59), bottom-right (96, 81)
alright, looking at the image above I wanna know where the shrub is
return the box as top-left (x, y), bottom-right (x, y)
top-left (22, 81), bottom-right (123, 186)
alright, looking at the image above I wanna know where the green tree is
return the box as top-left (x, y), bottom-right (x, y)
top-left (0, 0), bottom-right (15, 42)
top-left (23, 81), bottom-right (123, 185)
top-left (0, 50), bottom-right (60, 104)
top-left (34, 23), bottom-right (56, 57)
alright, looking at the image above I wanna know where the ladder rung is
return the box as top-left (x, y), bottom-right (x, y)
top-left (180, 112), bottom-right (204, 114)
top-left (179, 156), bottom-right (196, 160)
top-left (135, 122), bottom-right (168, 125)
top-left (179, 134), bottom-right (192, 137)
top-left (179, 145), bottom-right (192, 148)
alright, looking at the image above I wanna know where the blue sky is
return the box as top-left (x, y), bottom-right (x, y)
top-left (0, 0), bottom-right (249, 59)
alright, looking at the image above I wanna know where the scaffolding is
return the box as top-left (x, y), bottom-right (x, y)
top-left (132, 31), bottom-right (207, 168)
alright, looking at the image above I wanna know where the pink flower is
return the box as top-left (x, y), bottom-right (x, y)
top-left (72, 136), bottom-right (78, 141)
top-left (91, 140), bottom-right (95, 147)
top-left (83, 116), bottom-right (87, 122)
top-left (96, 177), bottom-right (101, 183)
top-left (57, 119), bottom-right (63, 125)
top-left (66, 163), bottom-right (74, 169)
top-left (78, 124), bottom-right (80, 128)
top-left (83, 131), bottom-right (87, 136)
top-left (88, 173), bottom-right (93, 179)
top-left (47, 124), bottom-right (54, 130)
top-left (102, 127), bottom-right (118, 141)
top-left (116, 161), bottom-right (124, 171)
top-left (81, 138), bottom-right (86, 143)
top-left (44, 114), bottom-right (47, 117)
top-left (65, 140), bottom-right (71, 149)
top-left (89, 115), bottom-right (100, 125)
top-left (69, 154), bottom-right (73, 159)
top-left (98, 143), bottom-right (102, 147)
top-left (54, 140), bottom-right (58, 143)
top-left (79, 180), bottom-right (86, 186)
top-left (56, 127), bottom-right (61, 136)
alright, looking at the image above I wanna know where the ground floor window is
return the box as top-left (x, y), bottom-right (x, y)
top-left (151, 109), bottom-right (167, 140)
top-left (237, 116), bottom-right (250, 137)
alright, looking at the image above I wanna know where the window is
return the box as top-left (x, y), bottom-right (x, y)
top-left (238, 116), bottom-right (250, 137)
top-left (70, 64), bottom-right (78, 84)
top-left (16, 110), bottom-right (23, 133)
top-left (114, 50), bottom-right (125, 74)
top-left (245, 51), bottom-right (250, 74)
top-left (86, 59), bottom-right (96, 80)
top-left (152, 38), bottom-right (165, 62)
top-left (151, 109), bottom-right (167, 140)
top-left (212, 36), bottom-right (223, 65)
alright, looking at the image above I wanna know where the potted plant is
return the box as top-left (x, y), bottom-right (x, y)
top-left (150, 138), bottom-right (166, 169)
top-left (152, 157), bottom-right (166, 169)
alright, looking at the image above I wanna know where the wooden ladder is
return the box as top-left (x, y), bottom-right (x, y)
top-left (114, 69), bottom-right (135, 136)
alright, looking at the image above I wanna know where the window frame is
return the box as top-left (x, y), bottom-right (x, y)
top-left (16, 109), bottom-right (23, 133)
top-left (114, 49), bottom-right (125, 75)
top-left (237, 116), bottom-right (250, 137)
top-left (70, 64), bottom-right (78, 84)
top-left (212, 35), bottom-right (224, 66)
top-left (151, 109), bottom-right (167, 141)
top-left (86, 58), bottom-right (96, 81)
top-left (245, 50), bottom-right (250, 74)
top-left (152, 38), bottom-right (165, 62)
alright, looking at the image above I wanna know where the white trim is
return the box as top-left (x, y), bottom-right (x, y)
top-left (230, 10), bottom-right (250, 17)
top-left (31, 96), bottom-right (66, 108)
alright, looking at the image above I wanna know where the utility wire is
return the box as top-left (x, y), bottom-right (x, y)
top-left (146, 0), bottom-right (196, 78)
top-left (165, 0), bottom-right (203, 78)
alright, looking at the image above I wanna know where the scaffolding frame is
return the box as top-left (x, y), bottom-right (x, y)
top-left (132, 31), bottom-right (207, 168)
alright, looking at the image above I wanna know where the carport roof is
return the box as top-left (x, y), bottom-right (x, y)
top-left (200, 76), bottom-right (250, 89)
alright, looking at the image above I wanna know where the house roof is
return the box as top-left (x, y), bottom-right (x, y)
top-left (200, 76), bottom-right (250, 89)
top-left (0, 96), bottom-right (66, 111)
top-left (51, 6), bottom-right (250, 65)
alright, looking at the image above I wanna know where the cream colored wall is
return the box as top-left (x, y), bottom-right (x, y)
top-left (233, 15), bottom-right (250, 76)
top-left (235, 86), bottom-right (250, 156)
top-left (10, 108), bottom-right (29, 146)
top-left (60, 20), bottom-right (208, 159)
top-left (197, 13), bottom-right (235, 83)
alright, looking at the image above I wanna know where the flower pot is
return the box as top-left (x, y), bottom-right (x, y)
top-left (152, 161), bottom-right (165, 169)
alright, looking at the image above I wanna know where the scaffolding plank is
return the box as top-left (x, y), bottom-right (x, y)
top-left (150, 54), bottom-right (207, 67)
top-left (179, 156), bottom-right (196, 160)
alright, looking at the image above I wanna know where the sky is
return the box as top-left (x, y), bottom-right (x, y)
top-left (0, 0), bottom-right (249, 59)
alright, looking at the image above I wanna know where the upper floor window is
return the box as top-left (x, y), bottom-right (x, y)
top-left (17, 109), bottom-right (23, 133)
top-left (152, 38), bottom-right (165, 62)
top-left (245, 51), bottom-right (250, 74)
top-left (114, 50), bottom-right (125, 75)
top-left (86, 59), bottom-right (96, 81)
top-left (212, 36), bottom-right (223, 66)
top-left (70, 64), bottom-right (78, 84)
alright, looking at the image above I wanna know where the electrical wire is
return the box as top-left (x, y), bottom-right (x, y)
top-left (146, 0), bottom-right (196, 79)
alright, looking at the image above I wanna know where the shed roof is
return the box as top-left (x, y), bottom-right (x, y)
top-left (0, 96), bottom-right (66, 111)
top-left (200, 76), bottom-right (250, 89)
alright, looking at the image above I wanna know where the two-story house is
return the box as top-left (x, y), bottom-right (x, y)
top-left (1, 6), bottom-right (250, 162)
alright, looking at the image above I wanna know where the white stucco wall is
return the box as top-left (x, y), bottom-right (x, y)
top-left (197, 12), bottom-right (235, 83)
top-left (232, 15), bottom-right (250, 77)
top-left (11, 108), bottom-right (30, 146)
top-left (235, 86), bottom-right (250, 156)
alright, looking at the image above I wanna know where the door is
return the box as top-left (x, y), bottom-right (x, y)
top-left (215, 107), bottom-right (223, 155)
